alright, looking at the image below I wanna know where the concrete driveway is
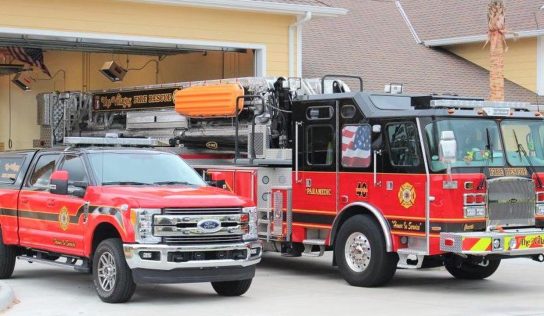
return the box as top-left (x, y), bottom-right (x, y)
top-left (4, 253), bottom-right (544, 316)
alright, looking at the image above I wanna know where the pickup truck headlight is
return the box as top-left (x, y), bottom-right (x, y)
top-left (242, 206), bottom-right (258, 241)
top-left (130, 208), bottom-right (161, 244)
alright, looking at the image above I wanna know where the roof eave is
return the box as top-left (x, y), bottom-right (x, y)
top-left (424, 29), bottom-right (544, 47)
top-left (119, 0), bottom-right (348, 17)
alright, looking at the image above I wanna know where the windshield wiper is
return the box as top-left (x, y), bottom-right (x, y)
top-left (513, 130), bottom-right (543, 188)
top-left (153, 181), bottom-right (194, 186)
top-left (102, 181), bottom-right (152, 186)
top-left (478, 128), bottom-right (493, 190)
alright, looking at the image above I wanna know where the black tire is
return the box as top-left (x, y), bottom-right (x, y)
top-left (92, 238), bottom-right (136, 303)
top-left (445, 258), bottom-right (501, 280)
top-left (212, 279), bottom-right (253, 296)
top-left (335, 215), bottom-right (398, 287)
top-left (0, 233), bottom-right (16, 279)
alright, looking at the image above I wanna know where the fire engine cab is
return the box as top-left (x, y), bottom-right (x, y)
top-left (36, 76), bottom-right (544, 287)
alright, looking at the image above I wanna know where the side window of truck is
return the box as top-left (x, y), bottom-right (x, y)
top-left (28, 154), bottom-right (60, 190)
top-left (341, 124), bottom-right (371, 168)
top-left (386, 122), bottom-right (420, 167)
top-left (59, 155), bottom-right (88, 184)
top-left (306, 125), bottom-right (335, 166)
top-left (0, 156), bottom-right (25, 184)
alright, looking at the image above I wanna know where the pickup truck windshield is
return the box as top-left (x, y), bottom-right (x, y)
top-left (425, 118), bottom-right (504, 171)
top-left (88, 152), bottom-right (206, 186)
top-left (501, 120), bottom-right (544, 167)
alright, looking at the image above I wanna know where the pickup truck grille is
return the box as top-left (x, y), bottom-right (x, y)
top-left (487, 177), bottom-right (535, 228)
top-left (154, 208), bottom-right (245, 245)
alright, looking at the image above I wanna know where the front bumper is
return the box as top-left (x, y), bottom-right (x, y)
top-left (440, 228), bottom-right (544, 256)
top-left (123, 241), bottom-right (262, 283)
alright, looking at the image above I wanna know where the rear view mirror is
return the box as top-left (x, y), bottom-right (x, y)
top-left (439, 131), bottom-right (457, 163)
top-left (50, 170), bottom-right (69, 195)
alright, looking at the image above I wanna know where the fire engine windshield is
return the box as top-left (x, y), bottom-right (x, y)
top-left (500, 120), bottom-right (544, 167)
top-left (88, 152), bottom-right (206, 186)
top-left (425, 118), bottom-right (504, 171)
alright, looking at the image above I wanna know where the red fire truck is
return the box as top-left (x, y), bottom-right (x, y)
top-left (36, 76), bottom-right (544, 287)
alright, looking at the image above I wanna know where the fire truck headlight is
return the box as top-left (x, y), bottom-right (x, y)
top-left (464, 206), bottom-right (486, 218)
top-left (536, 204), bottom-right (544, 216)
top-left (242, 206), bottom-right (258, 241)
top-left (131, 208), bottom-right (162, 244)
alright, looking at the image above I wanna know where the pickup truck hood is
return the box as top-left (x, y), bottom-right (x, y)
top-left (94, 185), bottom-right (251, 209)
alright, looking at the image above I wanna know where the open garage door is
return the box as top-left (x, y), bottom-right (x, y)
top-left (0, 30), bottom-right (265, 149)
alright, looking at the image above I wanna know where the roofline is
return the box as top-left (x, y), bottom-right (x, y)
top-left (118, 0), bottom-right (349, 17)
top-left (424, 29), bottom-right (544, 47)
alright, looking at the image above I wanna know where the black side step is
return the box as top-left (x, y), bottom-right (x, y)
top-left (17, 255), bottom-right (90, 273)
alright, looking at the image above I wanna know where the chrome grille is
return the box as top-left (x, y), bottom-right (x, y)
top-left (155, 208), bottom-right (244, 245)
top-left (487, 177), bottom-right (535, 227)
top-left (163, 208), bottom-right (241, 215)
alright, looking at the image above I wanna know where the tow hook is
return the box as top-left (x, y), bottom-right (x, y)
top-left (532, 254), bottom-right (544, 262)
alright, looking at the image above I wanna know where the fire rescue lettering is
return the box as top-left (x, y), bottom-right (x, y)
top-left (398, 183), bottom-right (416, 208)
top-left (488, 167), bottom-right (528, 177)
top-left (305, 188), bottom-right (332, 196)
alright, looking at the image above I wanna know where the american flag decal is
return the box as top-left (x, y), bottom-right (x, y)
top-left (6, 47), bottom-right (51, 77)
top-left (342, 125), bottom-right (371, 167)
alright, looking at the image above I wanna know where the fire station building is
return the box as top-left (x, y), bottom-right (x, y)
top-left (0, 0), bottom-right (346, 150)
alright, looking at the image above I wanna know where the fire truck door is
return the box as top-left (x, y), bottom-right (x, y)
top-left (19, 153), bottom-right (87, 256)
top-left (380, 121), bottom-right (427, 227)
top-left (292, 103), bottom-right (338, 230)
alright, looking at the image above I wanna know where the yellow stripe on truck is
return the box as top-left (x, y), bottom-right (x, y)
top-left (470, 238), bottom-right (491, 252)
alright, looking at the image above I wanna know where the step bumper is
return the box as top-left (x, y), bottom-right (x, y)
top-left (440, 228), bottom-right (544, 256)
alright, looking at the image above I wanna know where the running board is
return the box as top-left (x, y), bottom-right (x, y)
top-left (302, 239), bottom-right (326, 257)
top-left (17, 255), bottom-right (90, 273)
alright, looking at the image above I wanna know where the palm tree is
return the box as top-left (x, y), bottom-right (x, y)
top-left (487, 0), bottom-right (507, 101)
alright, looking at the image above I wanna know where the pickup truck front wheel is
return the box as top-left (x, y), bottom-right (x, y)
top-left (0, 233), bottom-right (15, 279)
top-left (212, 279), bottom-right (253, 296)
top-left (92, 238), bottom-right (136, 303)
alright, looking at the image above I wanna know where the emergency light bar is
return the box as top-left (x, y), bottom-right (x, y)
top-left (429, 99), bottom-right (539, 111)
top-left (64, 137), bottom-right (163, 147)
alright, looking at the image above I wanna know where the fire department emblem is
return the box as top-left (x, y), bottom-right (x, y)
top-left (59, 207), bottom-right (70, 231)
top-left (398, 183), bottom-right (416, 209)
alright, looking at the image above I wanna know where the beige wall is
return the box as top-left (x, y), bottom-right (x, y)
top-left (446, 37), bottom-right (537, 92)
top-left (0, 50), bottom-right (254, 149)
top-left (1, 0), bottom-right (294, 76)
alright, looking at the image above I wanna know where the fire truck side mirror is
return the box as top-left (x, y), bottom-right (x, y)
top-left (439, 131), bottom-right (457, 163)
top-left (49, 170), bottom-right (69, 195)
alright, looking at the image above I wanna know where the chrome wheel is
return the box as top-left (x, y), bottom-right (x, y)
top-left (344, 232), bottom-right (372, 273)
top-left (97, 252), bottom-right (117, 292)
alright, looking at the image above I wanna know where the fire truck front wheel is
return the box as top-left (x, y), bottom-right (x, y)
top-left (335, 215), bottom-right (398, 287)
top-left (92, 238), bottom-right (136, 303)
top-left (444, 257), bottom-right (501, 280)
top-left (212, 279), bottom-right (253, 296)
top-left (0, 232), bottom-right (16, 279)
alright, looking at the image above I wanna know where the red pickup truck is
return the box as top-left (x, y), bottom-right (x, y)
top-left (0, 147), bottom-right (261, 303)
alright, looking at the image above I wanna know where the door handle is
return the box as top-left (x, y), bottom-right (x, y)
top-left (46, 199), bottom-right (56, 208)
top-left (20, 197), bottom-right (29, 204)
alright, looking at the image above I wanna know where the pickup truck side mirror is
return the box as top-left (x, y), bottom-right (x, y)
top-left (50, 170), bottom-right (69, 195)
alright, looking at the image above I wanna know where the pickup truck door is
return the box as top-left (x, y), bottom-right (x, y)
top-left (19, 153), bottom-right (88, 256)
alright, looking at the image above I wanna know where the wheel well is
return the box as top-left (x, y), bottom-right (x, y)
top-left (91, 223), bottom-right (121, 257)
top-left (331, 205), bottom-right (392, 252)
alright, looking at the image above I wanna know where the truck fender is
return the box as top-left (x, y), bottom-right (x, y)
top-left (84, 217), bottom-right (129, 258)
top-left (330, 202), bottom-right (393, 252)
